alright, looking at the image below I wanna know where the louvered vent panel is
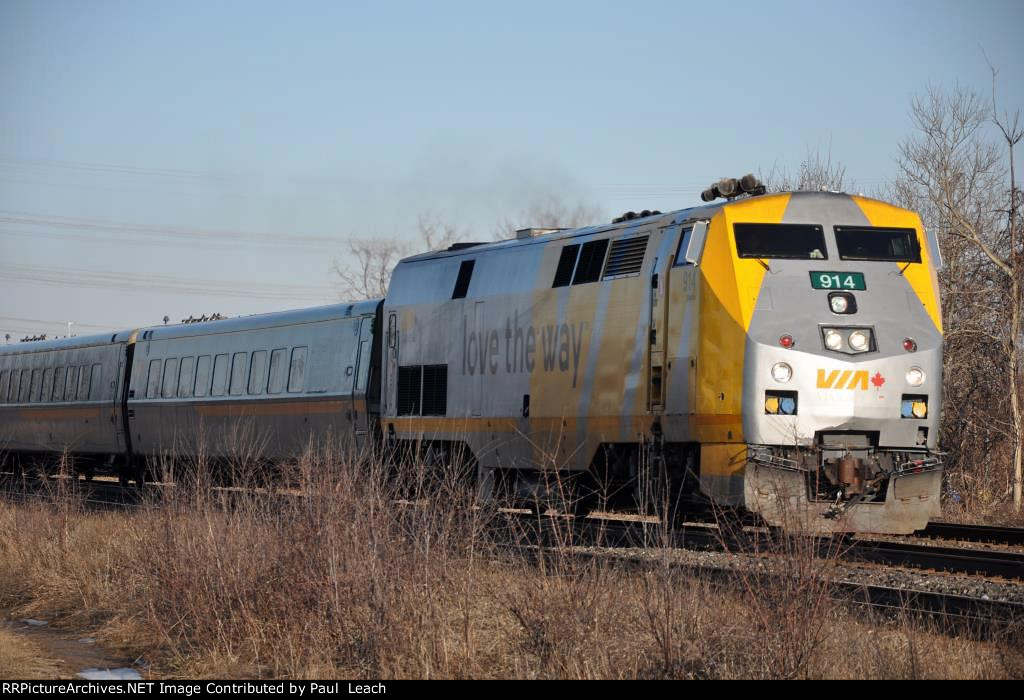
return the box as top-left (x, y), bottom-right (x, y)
top-left (602, 235), bottom-right (649, 279)
top-left (397, 366), bottom-right (421, 416)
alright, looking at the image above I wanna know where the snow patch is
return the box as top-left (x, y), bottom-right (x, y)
top-left (77, 668), bottom-right (144, 681)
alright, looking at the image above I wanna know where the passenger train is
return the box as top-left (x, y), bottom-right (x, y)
top-left (0, 186), bottom-right (945, 533)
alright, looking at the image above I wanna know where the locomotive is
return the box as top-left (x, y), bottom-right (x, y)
top-left (0, 187), bottom-right (944, 533)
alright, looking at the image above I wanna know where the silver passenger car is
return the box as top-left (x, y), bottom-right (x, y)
top-left (0, 331), bottom-right (134, 467)
top-left (127, 301), bottom-right (381, 464)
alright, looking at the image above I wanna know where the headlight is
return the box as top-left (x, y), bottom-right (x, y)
top-left (771, 362), bottom-right (792, 383)
top-left (848, 330), bottom-right (870, 352)
top-left (830, 295), bottom-right (848, 313)
top-left (824, 330), bottom-right (843, 351)
top-left (906, 367), bottom-right (925, 386)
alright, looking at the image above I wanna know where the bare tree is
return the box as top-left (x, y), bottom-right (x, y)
top-left (988, 62), bottom-right (1024, 511)
top-left (762, 145), bottom-right (848, 193)
top-left (331, 237), bottom-right (409, 300)
top-left (893, 76), bottom-right (1023, 513)
top-left (495, 196), bottom-right (603, 240)
top-left (332, 216), bottom-right (469, 300)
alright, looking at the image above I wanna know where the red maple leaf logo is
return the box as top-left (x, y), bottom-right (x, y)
top-left (871, 372), bottom-right (885, 388)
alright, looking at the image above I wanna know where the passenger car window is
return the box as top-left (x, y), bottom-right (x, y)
top-left (146, 360), bottom-right (162, 399)
top-left (355, 340), bottom-right (371, 393)
top-left (162, 358), bottom-right (178, 399)
top-left (53, 367), bottom-right (65, 401)
top-left (19, 370), bottom-right (31, 403)
top-left (66, 367), bottom-right (79, 401)
top-left (78, 365), bottom-right (91, 401)
top-left (288, 346), bottom-right (307, 393)
top-left (30, 369), bottom-right (42, 403)
top-left (248, 350), bottom-right (267, 395)
top-left (178, 357), bottom-right (194, 398)
top-left (42, 368), bottom-right (54, 402)
top-left (268, 348), bottom-right (286, 394)
top-left (211, 354), bottom-right (228, 396)
top-left (194, 355), bottom-right (211, 397)
top-left (229, 352), bottom-right (248, 396)
top-left (0, 371), bottom-right (7, 402)
top-left (90, 364), bottom-right (102, 400)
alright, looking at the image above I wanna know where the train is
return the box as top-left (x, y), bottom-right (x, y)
top-left (0, 185), bottom-right (945, 533)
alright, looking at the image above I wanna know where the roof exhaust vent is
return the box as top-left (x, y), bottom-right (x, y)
top-left (611, 209), bottom-right (662, 224)
top-left (516, 227), bottom-right (565, 239)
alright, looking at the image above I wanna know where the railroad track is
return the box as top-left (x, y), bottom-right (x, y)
top-left (845, 539), bottom-right (1024, 580)
top-left (6, 471), bottom-right (1024, 582)
top-left (917, 521), bottom-right (1024, 547)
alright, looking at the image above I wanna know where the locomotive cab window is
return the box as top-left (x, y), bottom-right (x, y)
top-left (734, 223), bottom-right (828, 260)
top-left (452, 260), bottom-right (475, 299)
top-left (834, 226), bottom-right (921, 262)
top-left (552, 244), bottom-right (580, 287)
top-left (573, 239), bottom-right (609, 284)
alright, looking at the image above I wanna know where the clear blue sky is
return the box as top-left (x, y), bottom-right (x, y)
top-left (1, 0), bottom-right (1022, 339)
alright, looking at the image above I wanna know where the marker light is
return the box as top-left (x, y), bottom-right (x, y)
top-left (903, 337), bottom-right (917, 352)
top-left (765, 396), bottom-right (780, 414)
top-left (824, 330), bottom-right (843, 351)
top-left (779, 334), bottom-right (794, 349)
top-left (771, 362), bottom-right (793, 383)
top-left (912, 401), bottom-right (928, 418)
top-left (830, 295), bottom-right (848, 313)
top-left (906, 367), bottom-right (925, 386)
top-left (848, 330), bottom-right (870, 352)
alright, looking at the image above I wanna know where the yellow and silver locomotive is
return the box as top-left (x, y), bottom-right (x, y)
top-left (382, 185), bottom-right (943, 533)
top-left (0, 183), bottom-right (943, 534)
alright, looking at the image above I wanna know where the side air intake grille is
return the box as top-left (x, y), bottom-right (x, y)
top-left (603, 235), bottom-right (648, 279)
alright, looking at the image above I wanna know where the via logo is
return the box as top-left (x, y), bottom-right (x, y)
top-left (816, 369), bottom-right (875, 390)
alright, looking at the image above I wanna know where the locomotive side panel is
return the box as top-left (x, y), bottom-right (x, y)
top-left (383, 220), bottom-right (692, 474)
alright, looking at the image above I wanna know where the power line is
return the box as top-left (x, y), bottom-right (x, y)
top-left (0, 209), bottom-right (348, 249)
top-left (0, 263), bottom-right (329, 302)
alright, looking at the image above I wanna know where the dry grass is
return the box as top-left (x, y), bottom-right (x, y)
top-left (0, 626), bottom-right (63, 679)
top-left (0, 447), bottom-right (1022, 679)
